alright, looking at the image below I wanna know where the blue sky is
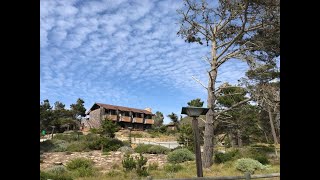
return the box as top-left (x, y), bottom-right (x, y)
top-left (40, 0), bottom-right (250, 124)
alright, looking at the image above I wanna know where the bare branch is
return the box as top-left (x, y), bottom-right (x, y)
top-left (214, 98), bottom-right (252, 116)
top-left (202, 56), bottom-right (212, 65)
top-left (216, 1), bottom-right (249, 60)
top-left (191, 76), bottom-right (208, 90)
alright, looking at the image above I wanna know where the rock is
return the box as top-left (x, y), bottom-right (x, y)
top-left (54, 162), bottom-right (63, 165)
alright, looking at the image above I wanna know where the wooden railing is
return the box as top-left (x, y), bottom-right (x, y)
top-left (133, 117), bottom-right (144, 123)
top-left (120, 116), bottom-right (131, 122)
top-left (106, 115), bottom-right (117, 121)
top-left (145, 173), bottom-right (280, 180)
top-left (144, 119), bottom-right (154, 124)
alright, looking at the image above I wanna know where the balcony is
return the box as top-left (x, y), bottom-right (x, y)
top-left (133, 117), bottom-right (144, 123)
top-left (144, 119), bottom-right (154, 124)
top-left (120, 116), bottom-right (131, 122)
top-left (106, 115), bottom-right (117, 121)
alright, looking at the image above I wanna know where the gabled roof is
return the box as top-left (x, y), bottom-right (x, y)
top-left (86, 102), bottom-right (154, 115)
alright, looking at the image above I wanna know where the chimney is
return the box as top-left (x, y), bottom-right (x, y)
top-left (144, 108), bottom-right (152, 113)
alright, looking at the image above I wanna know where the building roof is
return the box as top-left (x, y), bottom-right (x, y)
top-left (87, 102), bottom-right (154, 115)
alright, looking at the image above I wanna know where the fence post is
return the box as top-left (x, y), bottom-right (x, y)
top-left (245, 172), bottom-right (251, 180)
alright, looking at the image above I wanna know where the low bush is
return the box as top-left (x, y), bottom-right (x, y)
top-left (148, 145), bottom-right (170, 154)
top-left (136, 154), bottom-right (149, 176)
top-left (164, 164), bottom-right (183, 172)
top-left (234, 158), bottom-right (266, 174)
top-left (134, 144), bottom-right (153, 154)
top-left (118, 146), bottom-right (134, 154)
top-left (40, 171), bottom-right (72, 180)
top-left (66, 141), bottom-right (90, 152)
top-left (47, 165), bottom-right (67, 174)
top-left (167, 148), bottom-right (195, 164)
top-left (134, 144), bottom-right (170, 154)
top-left (214, 149), bottom-right (240, 164)
top-left (148, 162), bottom-right (159, 170)
top-left (66, 158), bottom-right (94, 171)
top-left (122, 154), bottom-right (136, 171)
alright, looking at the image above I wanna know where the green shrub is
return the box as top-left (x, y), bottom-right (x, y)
top-left (134, 144), bottom-right (170, 154)
top-left (54, 133), bottom-right (79, 142)
top-left (253, 154), bottom-right (269, 165)
top-left (51, 139), bottom-right (69, 152)
top-left (148, 162), bottom-right (159, 170)
top-left (135, 154), bottom-right (149, 176)
top-left (234, 158), bottom-right (266, 174)
top-left (134, 144), bottom-right (153, 153)
top-left (40, 140), bottom-right (56, 152)
top-left (148, 145), bottom-right (170, 154)
top-left (47, 165), bottom-right (67, 174)
top-left (66, 141), bottom-right (90, 152)
top-left (122, 154), bottom-right (136, 171)
top-left (164, 164), bottom-right (183, 172)
top-left (122, 140), bottom-right (131, 147)
top-left (40, 171), bottom-right (73, 180)
top-left (103, 138), bottom-right (124, 152)
top-left (250, 144), bottom-right (274, 153)
top-left (118, 146), bottom-right (134, 154)
top-left (71, 167), bottom-right (95, 177)
top-left (214, 150), bottom-right (239, 164)
top-left (66, 158), bottom-right (93, 171)
top-left (167, 148), bottom-right (195, 163)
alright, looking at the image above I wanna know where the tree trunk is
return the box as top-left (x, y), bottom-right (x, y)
top-left (237, 128), bottom-right (242, 147)
top-left (203, 42), bottom-right (218, 168)
top-left (268, 106), bottom-right (278, 145)
top-left (228, 132), bottom-right (235, 148)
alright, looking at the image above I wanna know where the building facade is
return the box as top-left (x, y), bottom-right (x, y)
top-left (83, 103), bottom-right (154, 131)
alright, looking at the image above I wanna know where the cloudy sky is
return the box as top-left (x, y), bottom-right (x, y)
top-left (40, 0), bottom-right (249, 124)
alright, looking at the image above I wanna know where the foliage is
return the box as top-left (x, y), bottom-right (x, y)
top-left (214, 150), bottom-right (240, 164)
top-left (187, 98), bottom-right (204, 107)
top-left (177, 123), bottom-right (195, 152)
top-left (164, 164), bottom-right (183, 172)
top-left (66, 158), bottom-right (94, 171)
top-left (153, 111), bottom-right (164, 127)
top-left (47, 165), bottom-right (67, 174)
top-left (100, 119), bottom-right (120, 138)
top-left (147, 145), bottom-right (170, 154)
top-left (66, 141), bottom-right (90, 152)
top-left (134, 144), bottom-right (170, 154)
top-left (148, 162), bottom-right (159, 171)
top-left (135, 153), bottom-right (149, 176)
top-left (134, 144), bottom-right (153, 154)
top-left (40, 171), bottom-right (73, 180)
top-left (234, 158), bottom-right (266, 174)
top-left (167, 113), bottom-right (179, 124)
top-left (167, 148), bottom-right (195, 164)
top-left (118, 146), bottom-right (134, 154)
top-left (122, 154), bottom-right (136, 171)
top-left (70, 98), bottom-right (86, 118)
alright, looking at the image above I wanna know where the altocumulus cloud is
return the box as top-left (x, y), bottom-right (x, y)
top-left (40, 0), bottom-right (249, 123)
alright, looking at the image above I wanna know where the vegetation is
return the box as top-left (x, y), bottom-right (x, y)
top-left (122, 154), bottom-right (136, 171)
top-left (164, 163), bottom-right (184, 173)
top-left (167, 148), bottom-right (195, 164)
top-left (66, 158), bottom-right (96, 177)
top-left (214, 150), bottom-right (240, 164)
top-left (134, 144), bottom-right (170, 154)
top-left (153, 111), bottom-right (164, 127)
top-left (234, 158), bottom-right (267, 174)
top-left (176, 0), bottom-right (280, 168)
top-left (187, 98), bottom-right (204, 107)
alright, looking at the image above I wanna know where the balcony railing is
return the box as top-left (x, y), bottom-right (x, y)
top-left (120, 116), bottom-right (131, 122)
top-left (144, 119), bottom-right (154, 124)
top-left (106, 115), bottom-right (117, 121)
top-left (133, 117), bottom-right (144, 123)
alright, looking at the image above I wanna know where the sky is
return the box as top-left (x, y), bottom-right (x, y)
top-left (40, 0), bottom-right (250, 124)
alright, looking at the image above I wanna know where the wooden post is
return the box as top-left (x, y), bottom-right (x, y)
top-left (245, 172), bottom-right (251, 180)
top-left (192, 117), bottom-right (203, 177)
